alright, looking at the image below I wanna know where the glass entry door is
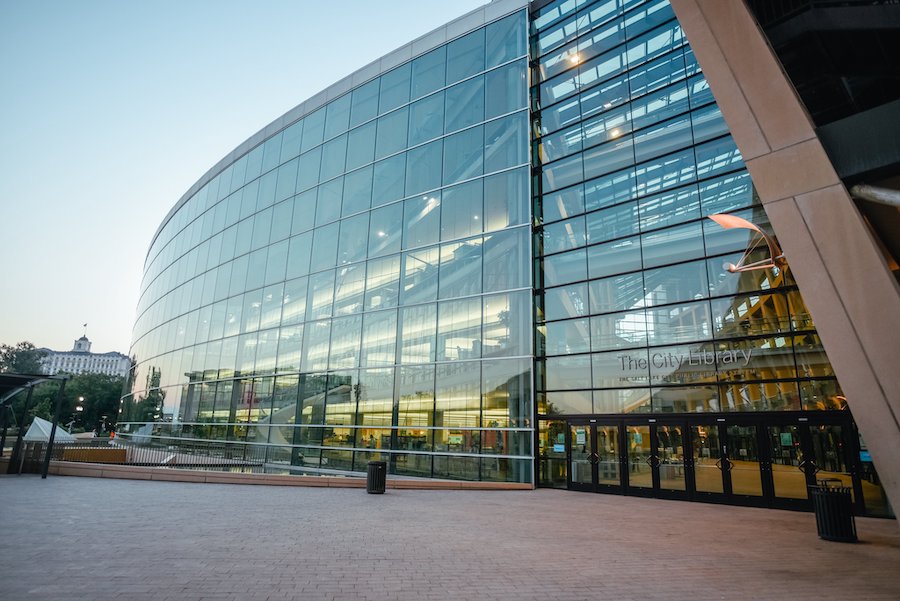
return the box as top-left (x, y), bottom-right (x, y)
top-left (623, 419), bottom-right (688, 499)
top-left (560, 413), bottom-right (868, 514)
top-left (567, 421), bottom-right (622, 493)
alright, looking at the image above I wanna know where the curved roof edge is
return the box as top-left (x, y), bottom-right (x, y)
top-left (148, 0), bottom-right (529, 258)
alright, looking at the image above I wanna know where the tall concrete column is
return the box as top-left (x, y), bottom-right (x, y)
top-left (672, 0), bottom-right (900, 517)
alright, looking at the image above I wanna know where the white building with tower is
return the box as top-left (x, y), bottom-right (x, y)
top-left (40, 335), bottom-right (130, 378)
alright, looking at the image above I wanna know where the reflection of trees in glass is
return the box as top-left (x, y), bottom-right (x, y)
top-left (132, 367), bottom-right (165, 422)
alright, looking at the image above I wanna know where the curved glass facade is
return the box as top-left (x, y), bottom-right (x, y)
top-left (119, 9), bottom-right (534, 482)
top-left (120, 0), bottom-right (883, 508)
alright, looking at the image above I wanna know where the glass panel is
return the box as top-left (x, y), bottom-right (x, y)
top-left (356, 367), bottom-right (394, 427)
top-left (364, 255), bottom-right (400, 311)
top-left (447, 27), bottom-right (485, 83)
top-left (627, 425), bottom-right (653, 489)
top-left (444, 126), bottom-right (484, 185)
top-left (407, 139), bottom-right (443, 195)
top-left (540, 420), bottom-right (567, 488)
top-left (768, 425), bottom-right (807, 499)
top-left (333, 264), bottom-right (366, 316)
top-left (372, 154), bottom-right (406, 207)
top-left (379, 63), bottom-right (411, 113)
top-left (656, 424), bottom-right (686, 491)
top-left (350, 78), bottom-right (380, 127)
top-left (692, 425), bottom-right (723, 493)
top-left (328, 315), bottom-right (362, 369)
top-left (401, 246), bottom-right (440, 304)
top-left (375, 107), bottom-right (409, 159)
top-left (727, 425), bottom-right (763, 496)
top-left (291, 189), bottom-right (317, 235)
top-left (360, 309), bottom-right (397, 367)
top-left (398, 365), bottom-right (435, 428)
top-left (411, 46), bottom-right (446, 99)
top-left (324, 94), bottom-right (351, 140)
top-left (300, 320), bottom-right (331, 372)
top-left (282, 276), bottom-right (308, 325)
top-left (408, 93), bottom-right (444, 147)
top-left (809, 425), bottom-right (854, 492)
top-left (441, 179), bottom-right (483, 241)
top-left (319, 134), bottom-right (347, 181)
top-left (544, 283), bottom-right (589, 321)
top-left (483, 291), bottom-right (530, 358)
top-left (436, 297), bottom-right (482, 361)
top-left (309, 222), bottom-right (339, 271)
top-left (299, 109), bottom-right (326, 153)
top-left (306, 270), bottom-right (335, 320)
top-left (485, 59), bottom-right (527, 119)
top-left (544, 355), bottom-right (591, 390)
top-left (315, 177), bottom-right (342, 226)
top-left (587, 235), bottom-right (641, 279)
top-left (342, 166), bottom-right (373, 216)
top-left (337, 213), bottom-right (369, 265)
top-left (486, 11), bottom-right (525, 68)
top-left (346, 121), bottom-right (376, 171)
top-left (399, 303), bottom-right (437, 364)
top-left (596, 424), bottom-right (620, 486)
top-left (444, 76), bottom-right (484, 133)
top-left (543, 247), bottom-right (587, 287)
top-left (570, 424), bottom-right (593, 486)
top-left (484, 167), bottom-right (528, 231)
top-left (368, 202), bottom-right (403, 258)
top-left (484, 113), bottom-right (526, 174)
top-left (439, 238), bottom-right (483, 299)
top-left (543, 216), bottom-right (586, 255)
top-left (403, 192), bottom-right (441, 249)
top-left (481, 357), bottom-right (530, 427)
top-left (543, 318), bottom-right (591, 355)
top-left (435, 364), bottom-right (481, 431)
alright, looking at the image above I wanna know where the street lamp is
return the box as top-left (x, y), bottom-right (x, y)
top-left (67, 397), bottom-right (84, 433)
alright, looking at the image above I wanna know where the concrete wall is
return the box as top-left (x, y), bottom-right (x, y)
top-left (671, 0), bottom-right (900, 518)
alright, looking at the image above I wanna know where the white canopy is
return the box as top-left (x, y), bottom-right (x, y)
top-left (23, 416), bottom-right (76, 443)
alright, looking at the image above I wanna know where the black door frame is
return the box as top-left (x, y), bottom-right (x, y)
top-left (561, 411), bottom-right (865, 514)
top-left (566, 418), bottom-right (624, 494)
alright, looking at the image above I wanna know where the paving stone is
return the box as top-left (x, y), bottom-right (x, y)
top-left (0, 474), bottom-right (898, 600)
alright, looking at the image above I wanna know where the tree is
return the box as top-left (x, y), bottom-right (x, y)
top-left (0, 341), bottom-right (47, 374)
top-left (8, 372), bottom-right (125, 433)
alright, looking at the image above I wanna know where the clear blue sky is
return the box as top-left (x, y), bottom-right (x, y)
top-left (0, 0), bottom-right (488, 354)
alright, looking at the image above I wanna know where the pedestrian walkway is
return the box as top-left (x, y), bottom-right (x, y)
top-left (1, 475), bottom-right (898, 600)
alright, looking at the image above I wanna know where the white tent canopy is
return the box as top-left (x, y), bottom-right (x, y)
top-left (23, 416), bottom-right (76, 443)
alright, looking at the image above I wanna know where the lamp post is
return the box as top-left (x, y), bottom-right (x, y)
top-left (67, 397), bottom-right (84, 433)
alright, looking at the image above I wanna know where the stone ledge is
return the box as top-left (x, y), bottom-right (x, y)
top-left (34, 460), bottom-right (534, 490)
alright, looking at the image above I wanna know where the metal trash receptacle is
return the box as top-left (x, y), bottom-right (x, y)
top-left (809, 482), bottom-right (857, 542)
top-left (367, 460), bottom-right (387, 494)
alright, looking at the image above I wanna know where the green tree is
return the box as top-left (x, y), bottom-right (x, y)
top-left (9, 372), bottom-right (125, 433)
top-left (0, 341), bottom-right (47, 374)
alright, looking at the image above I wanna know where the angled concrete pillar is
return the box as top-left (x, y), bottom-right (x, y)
top-left (672, 0), bottom-right (900, 518)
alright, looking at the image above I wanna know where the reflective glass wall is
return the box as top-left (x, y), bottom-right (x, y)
top-left (530, 0), bottom-right (843, 473)
top-left (120, 10), bottom-right (533, 482)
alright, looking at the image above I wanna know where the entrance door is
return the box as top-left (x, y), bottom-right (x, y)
top-left (766, 418), bottom-right (861, 510)
top-left (725, 423), bottom-right (766, 504)
top-left (623, 419), bottom-right (689, 499)
top-left (558, 413), bottom-right (868, 514)
top-left (567, 421), bottom-right (623, 493)
top-left (690, 422), bottom-right (726, 500)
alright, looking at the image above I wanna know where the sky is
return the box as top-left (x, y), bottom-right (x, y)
top-left (0, 0), bottom-right (488, 355)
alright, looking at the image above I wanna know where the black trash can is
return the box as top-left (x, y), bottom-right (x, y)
top-left (809, 483), bottom-right (857, 542)
top-left (367, 460), bottom-right (387, 494)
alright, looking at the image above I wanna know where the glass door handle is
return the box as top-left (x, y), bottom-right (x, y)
top-left (645, 456), bottom-right (660, 468)
top-left (589, 452), bottom-right (599, 465)
top-left (715, 458), bottom-right (733, 471)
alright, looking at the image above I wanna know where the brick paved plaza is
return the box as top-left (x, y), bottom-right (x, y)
top-left (1, 475), bottom-right (899, 601)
